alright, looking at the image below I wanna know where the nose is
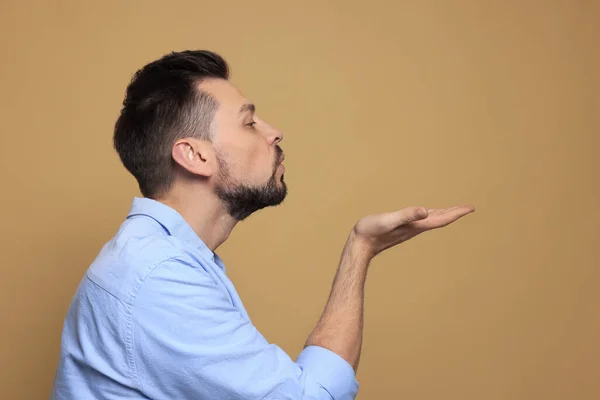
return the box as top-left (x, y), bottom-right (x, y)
top-left (271, 128), bottom-right (283, 145)
top-left (263, 120), bottom-right (284, 145)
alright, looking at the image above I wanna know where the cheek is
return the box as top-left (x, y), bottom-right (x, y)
top-left (247, 143), bottom-right (266, 163)
top-left (229, 141), bottom-right (271, 180)
top-left (234, 141), bottom-right (261, 170)
top-left (250, 145), bottom-right (275, 177)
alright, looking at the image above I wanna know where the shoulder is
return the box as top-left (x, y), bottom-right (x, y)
top-left (86, 218), bottom-right (190, 304)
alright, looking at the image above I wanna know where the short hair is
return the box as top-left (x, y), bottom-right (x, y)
top-left (113, 50), bottom-right (229, 198)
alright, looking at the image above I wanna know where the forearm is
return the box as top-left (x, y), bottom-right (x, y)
top-left (305, 231), bottom-right (372, 372)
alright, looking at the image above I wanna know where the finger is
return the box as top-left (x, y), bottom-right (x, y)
top-left (427, 208), bottom-right (446, 215)
top-left (441, 209), bottom-right (474, 224)
top-left (428, 205), bottom-right (474, 215)
top-left (417, 205), bottom-right (475, 229)
top-left (393, 206), bottom-right (429, 226)
top-left (446, 205), bottom-right (475, 216)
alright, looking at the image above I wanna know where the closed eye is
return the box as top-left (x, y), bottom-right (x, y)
top-left (246, 121), bottom-right (257, 128)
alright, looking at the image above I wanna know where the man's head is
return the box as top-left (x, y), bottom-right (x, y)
top-left (113, 50), bottom-right (287, 221)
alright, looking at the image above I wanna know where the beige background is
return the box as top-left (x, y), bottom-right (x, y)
top-left (1, 1), bottom-right (599, 399)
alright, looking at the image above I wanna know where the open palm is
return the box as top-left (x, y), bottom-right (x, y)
top-left (353, 205), bottom-right (475, 257)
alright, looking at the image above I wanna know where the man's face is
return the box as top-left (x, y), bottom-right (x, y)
top-left (200, 79), bottom-right (287, 220)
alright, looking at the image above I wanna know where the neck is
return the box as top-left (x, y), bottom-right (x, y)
top-left (155, 185), bottom-right (237, 252)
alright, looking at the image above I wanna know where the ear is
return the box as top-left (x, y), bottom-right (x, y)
top-left (171, 137), bottom-right (216, 178)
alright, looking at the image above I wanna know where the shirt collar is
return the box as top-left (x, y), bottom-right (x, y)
top-left (126, 197), bottom-right (225, 269)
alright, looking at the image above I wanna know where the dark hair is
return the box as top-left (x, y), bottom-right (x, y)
top-left (113, 50), bottom-right (229, 198)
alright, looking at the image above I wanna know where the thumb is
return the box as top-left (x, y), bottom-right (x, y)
top-left (394, 206), bottom-right (429, 225)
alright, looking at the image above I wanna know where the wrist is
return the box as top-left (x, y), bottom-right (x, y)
top-left (345, 230), bottom-right (375, 266)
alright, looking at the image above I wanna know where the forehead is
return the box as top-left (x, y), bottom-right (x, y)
top-left (197, 78), bottom-right (248, 115)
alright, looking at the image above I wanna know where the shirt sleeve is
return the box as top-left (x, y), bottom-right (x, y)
top-left (130, 257), bottom-right (359, 400)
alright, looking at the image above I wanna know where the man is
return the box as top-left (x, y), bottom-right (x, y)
top-left (51, 50), bottom-right (474, 399)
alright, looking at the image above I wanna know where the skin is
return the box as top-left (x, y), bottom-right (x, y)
top-left (306, 205), bottom-right (474, 371)
top-left (158, 77), bottom-right (475, 372)
top-left (157, 78), bottom-right (286, 249)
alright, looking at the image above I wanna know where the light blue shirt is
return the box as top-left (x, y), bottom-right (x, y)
top-left (51, 197), bottom-right (359, 399)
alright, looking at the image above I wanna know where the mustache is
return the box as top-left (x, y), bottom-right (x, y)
top-left (275, 145), bottom-right (284, 165)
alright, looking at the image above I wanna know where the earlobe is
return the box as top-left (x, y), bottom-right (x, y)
top-left (172, 138), bottom-right (214, 178)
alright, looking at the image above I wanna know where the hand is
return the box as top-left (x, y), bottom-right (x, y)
top-left (351, 205), bottom-right (475, 259)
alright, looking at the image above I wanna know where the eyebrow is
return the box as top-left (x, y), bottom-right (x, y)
top-left (239, 103), bottom-right (255, 115)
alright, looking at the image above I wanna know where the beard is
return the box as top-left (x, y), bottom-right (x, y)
top-left (214, 150), bottom-right (288, 221)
